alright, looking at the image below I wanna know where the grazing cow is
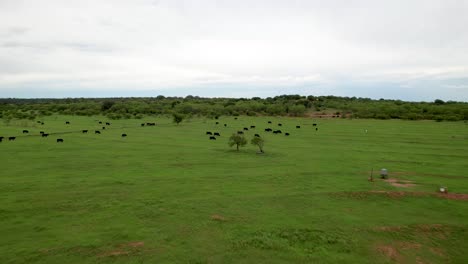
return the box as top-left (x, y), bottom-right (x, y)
top-left (0, 138), bottom-right (2, 142)
top-left (106, 122), bottom-right (110, 125)
top-left (278, 123), bottom-right (282, 126)
top-left (234, 117), bottom-right (238, 120)
top-left (250, 125), bottom-right (255, 129)
top-left (209, 136), bottom-right (216, 140)
top-left (224, 124), bottom-right (227, 127)
top-left (265, 128), bottom-right (272, 132)
top-left (316, 128), bottom-right (318, 131)
top-left (268, 121), bottom-right (272, 123)
top-left (22, 130), bottom-right (29, 134)
top-left (214, 132), bottom-right (220, 136)
top-left (206, 131), bottom-right (212, 135)
top-left (216, 122), bottom-right (219, 125)
top-left (141, 123), bottom-right (145, 127)
top-left (121, 133), bottom-right (127, 137)
top-left (313, 123), bottom-right (317, 126)
top-left (9, 137), bottom-right (16, 141)
top-left (254, 134), bottom-right (260, 137)
top-left (0, 136), bottom-right (3, 140)
top-left (56, 138), bottom-right (64, 143)
top-left (102, 127), bottom-right (106, 130)
top-left (40, 131), bottom-right (44, 134)
top-left (243, 127), bottom-right (249, 131)
top-left (273, 131), bottom-right (278, 134)
top-left (285, 133), bottom-right (290, 136)
top-left (65, 121), bottom-right (70, 124)
top-left (296, 125), bottom-right (300, 128)
top-left (237, 131), bottom-right (244, 134)
top-left (275, 130), bottom-right (282, 134)
top-left (95, 130), bottom-right (101, 134)
top-left (41, 122), bottom-right (44, 125)
top-left (37, 121), bottom-right (42, 123)
top-left (82, 130), bottom-right (88, 134)
top-left (42, 133), bottom-right (49, 137)
top-left (99, 121), bottom-right (102, 124)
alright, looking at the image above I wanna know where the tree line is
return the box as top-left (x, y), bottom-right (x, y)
top-left (1, 95), bottom-right (467, 121)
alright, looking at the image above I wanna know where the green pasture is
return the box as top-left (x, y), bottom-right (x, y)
top-left (0, 116), bottom-right (467, 263)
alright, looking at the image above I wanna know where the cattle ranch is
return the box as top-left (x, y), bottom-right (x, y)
top-left (1, 116), bottom-right (467, 263)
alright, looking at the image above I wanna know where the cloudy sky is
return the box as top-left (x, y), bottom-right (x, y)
top-left (1, 0), bottom-right (467, 101)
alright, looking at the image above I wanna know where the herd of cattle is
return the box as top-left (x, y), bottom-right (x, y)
top-left (1, 118), bottom-right (319, 143)
top-left (205, 119), bottom-right (318, 140)
top-left (0, 120), bottom-right (133, 143)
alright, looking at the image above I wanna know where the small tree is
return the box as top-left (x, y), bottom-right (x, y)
top-left (228, 133), bottom-right (247, 151)
top-left (251, 136), bottom-right (265, 153)
top-left (173, 113), bottom-right (184, 125)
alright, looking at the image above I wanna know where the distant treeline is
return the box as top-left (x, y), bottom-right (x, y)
top-left (1, 95), bottom-right (467, 121)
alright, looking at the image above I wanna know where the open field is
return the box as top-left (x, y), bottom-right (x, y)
top-left (1, 116), bottom-right (467, 263)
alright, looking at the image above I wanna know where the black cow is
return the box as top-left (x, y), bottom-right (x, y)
top-left (141, 123), bottom-right (145, 127)
top-left (268, 121), bottom-right (272, 124)
top-left (65, 121), bottom-right (70, 124)
top-left (102, 127), bottom-right (106, 130)
top-left (224, 124), bottom-right (227, 127)
top-left (57, 138), bottom-right (64, 143)
top-left (316, 128), bottom-right (318, 131)
top-left (274, 130), bottom-right (282, 134)
top-left (40, 131), bottom-right (44, 134)
top-left (9, 137), bottom-right (16, 141)
top-left (206, 132), bottom-right (212, 135)
top-left (243, 127), bottom-right (249, 131)
top-left (209, 136), bottom-right (216, 140)
top-left (42, 133), bottom-right (49, 137)
top-left (296, 125), bottom-right (301, 128)
top-left (82, 130), bottom-right (88, 133)
top-left (285, 133), bottom-right (290, 136)
top-left (214, 132), bottom-right (220, 136)
top-left (95, 130), bottom-right (101, 134)
top-left (121, 133), bottom-right (127, 137)
top-left (41, 122), bottom-right (44, 125)
top-left (37, 121), bottom-right (42, 123)
top-left (0, 136), bottom-right (3, 140)
top-left (313, 123), bottom-right (317, 126)
top-left (99, 121), bottom-right (102, 124)
top-left (237, 131), bottom-right (244, 134)
top-left (278, 123), bottom-right (282, 126)
top-left (106, 122), bottom-right (111, 125)
top-left (254, 134), bottom-right (260, 137)
top-left (265, 128), bottom-right (272, 132)
top-left (0, 138), bottom-right (2, 142)
top-left (250, 125), bottom-right (255, 129)
top-left (234, 117), bottom-right (238, 120)
top-left (216, 122), bottom-right (219, 125)
top-left (22, 130), bottom-right (29, 134)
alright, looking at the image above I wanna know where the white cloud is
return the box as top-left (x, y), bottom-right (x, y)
top-left (0, 0), bottom-right (467, 100)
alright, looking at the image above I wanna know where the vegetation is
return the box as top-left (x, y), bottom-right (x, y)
top-left (172, 113), bottom-right (184, 125)
top-left (228, 133), bottom-right (247, 151)
top-left (251, 136), bottom-right (265, 153)
top-left (1, 95), bottom-right (468, 121)
top-left (0, 115), bottom-right (467, 263)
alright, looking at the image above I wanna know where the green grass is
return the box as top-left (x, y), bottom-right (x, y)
top-left (1, 116), bottom-right (467, 263)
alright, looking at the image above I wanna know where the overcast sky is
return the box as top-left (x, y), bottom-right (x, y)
top-left (1, 0), bottom-right (467, 101)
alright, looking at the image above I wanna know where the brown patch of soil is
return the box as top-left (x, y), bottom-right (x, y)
top-left (98, 241), bottom-right (145, 257)
top-left (376, 244), bottom-right (402, 262)
top-left (437, 193), bottom-right (468, 201)
top-left (430, 247), bottom-right (446, 257)
top-left (99, 250), bottom-right (130, 257)
top-left (397, 241), bottom-right (422, 250)
top-left (211, 214), bottom-right (227, 222)
top-left (384, 178), bottom-right (416, 188)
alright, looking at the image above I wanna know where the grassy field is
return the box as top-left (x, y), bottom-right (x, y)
top-left (1, 115), bottom-right (467, 263)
